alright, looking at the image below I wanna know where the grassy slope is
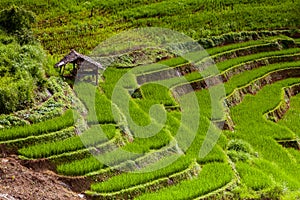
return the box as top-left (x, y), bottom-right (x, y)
top-left (0, 0), bottom-right (299, 55)
top-left (0, 1), bottom-right (299, 199)
top-left (4, 36), bottom-right (298, 199)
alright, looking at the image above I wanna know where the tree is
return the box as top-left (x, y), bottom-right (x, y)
top-left (0, 6), bottom-right (35, 33)
top-left (0, 6), bottom-right (36, 44)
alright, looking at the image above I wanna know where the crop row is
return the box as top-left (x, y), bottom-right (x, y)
top-left (74, 82), bottom-right (115, 124)
top-left (225, 60), bottom-right (300, 95)
top-left (169, 48), bottom-right (300, 96)
top-left (205, 36), bottom-right (292, 56)
top-left (265, 83), bottom-right (300, 123)
top-left (189, 47), bottom-right (300, 81)
top-left (228, 78), bottom-right (300, 190)
top-left (133, 36), bottom-right (290, 78)
top-left (58, 135), bottom-right (179, 177)
top-left (100, 67), bottom-right (136, 99)
top-left (136, 163), bottom-right (233, 200)
top-left (87, 161), bottom-right (201, 199)
top-left (18, 124), bottom-right (116, 158)
top-left (225, 68), bottom-right (300, 108)
top-left (278, 91), bottom-right (300, 138)
top-left (88, 36), bottom-right (300, 197)
top-left (84, 41), bottom-right (298, 197)
top-left (216, 48), bottom-right (300, 72)
top-left (57, 156), bottom-right (106, 176)
top-left (90, 156), bottom-right (190, 193)
top-left (136, 46), bottom-right (300, 94)
top-left (86, 59), bottom-right (300, 197)
top-left (135, 38), bottom-right (289, 83)
top-left (11, 0), bottom-right (296, 54)
top-left (1, 127), bottom-right (75, 148)
top-left (89, 95), bottom-right (227, 193)
top-left (0, 109), bottom-right (75, 141)
top-left (197, 46), bottom-right (299, 80)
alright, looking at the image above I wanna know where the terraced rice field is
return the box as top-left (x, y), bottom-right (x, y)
top-left (1, 32), bottom-right (300, 199)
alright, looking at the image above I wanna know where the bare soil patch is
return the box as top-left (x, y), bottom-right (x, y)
top-left (0, 155), bottom-right (85, 200)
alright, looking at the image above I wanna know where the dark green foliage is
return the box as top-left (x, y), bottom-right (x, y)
top-left (227, 139), bottom-right (255, 162)
top-left (0, 0), bottom-right (297, 54)
top-left (0, 6), bottom-right (35, 34)
top-left (0, 6), bottom-right (35, 44)
top-left (227, 139), bottom-right (254, 153)
top-left (0, 77), bottom-right (34, 113)
top-left (0, 33), bottom-right (46, 114)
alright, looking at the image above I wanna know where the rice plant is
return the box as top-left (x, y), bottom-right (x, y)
top-left (136, 163), bottom-right (233, 200)
top-left (18, 124), bottom-right (116, 158)
top-left (0, 109), bottom-right (75, 141)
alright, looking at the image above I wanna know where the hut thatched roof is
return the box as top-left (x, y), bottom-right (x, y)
top-left (54, 49), bottom-right (104, 70)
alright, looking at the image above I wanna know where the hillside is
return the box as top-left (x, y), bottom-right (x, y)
top-left (0, 1), bottom-right (300, 200)
top-left (0, 0), bottom-right (299, 55)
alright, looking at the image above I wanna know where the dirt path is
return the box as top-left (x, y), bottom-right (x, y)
top-left (0, 156), bottom-right (85, 200)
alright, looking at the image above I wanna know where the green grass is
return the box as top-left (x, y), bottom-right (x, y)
top-left (206, 36), bottom-right (293, 55)
top-left (122, 128), bottom-right (172, 153)
top-left (90, 83), bottom-right (226, 193)
top-left (136, 39), bottom-right (289, 81)
top-left (74, 82), bottom-right (115, 124)
top-left (87, 74), bottom-right (300, 197)
top-left (136, 163), bottom-right (233, 200)
top-left (0, 109), bottom-right (74, 141)
top-left (278, 93), bottom-right (300, 138)
top-left (11, 37), bottom-right (300, 199)
top-left (158, 57), bottom-right (188, 67)
top-left (1, 0), bottom-right (298, 55)
top-left (1, 127), bottom-right (75, 148)
top-left (1, 3), bottom-right (300, 196)
top-left (57, 156), bottom-right (105, 176)
top-left (225, 60), bottom-right (300, 95)
top-left (100, 67), bottom-right (136, 99)
top-left (228, 78), bottom-right (300, 188)
top-left (18, 124), bottom-right (116, 158)
top-left (139, 48), bottom-right (300, 90)
top-left (134, 37), bottom-right (289, 78)
top-left (140, 83), bottom-right (177, 106)
top-left (216, 48), bottom-right (300, 72)
top-left (287, 148), bottom-right (300, 164)
top-left (236, 162), bottom-right (272, 191)
top-left (253, 159), bottom-right (300, 190)
top-left (90, 156), bottom-right (190, 193)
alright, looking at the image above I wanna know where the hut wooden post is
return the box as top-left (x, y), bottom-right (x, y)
top-left (61, 65), bottom-right (65, 76)
top-left (96, 67), bottom-right (99, 85)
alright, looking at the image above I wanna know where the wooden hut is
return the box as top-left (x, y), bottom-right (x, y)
top-left (54, 49), bottom-right (104, 85)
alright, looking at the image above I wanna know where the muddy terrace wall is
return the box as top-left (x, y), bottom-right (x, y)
top-left (265, 83), bottom-right (300, 122)
top-left (137, 39), bottom-right (297, 85)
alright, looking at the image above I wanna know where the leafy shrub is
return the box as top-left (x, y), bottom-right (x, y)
top-left (228, 150), bottom-right (251, 162)
top-left (0, 33), bottom-right (46, 114)
top-left (0, 76), bottom-right (34, 113)
top-left (0, 115), bottom-right (28, 128)
top-left (227, 139), bottom-right (255, 162)
top-left (0, 6), bottom-right (35, 34)
top-left (227, 139), bottom-right (254, 153)
top-left (0, 6), bottom-right (35, 44)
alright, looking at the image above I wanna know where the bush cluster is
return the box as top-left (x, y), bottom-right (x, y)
top-left (0, 6), bottom-right (46, 114)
